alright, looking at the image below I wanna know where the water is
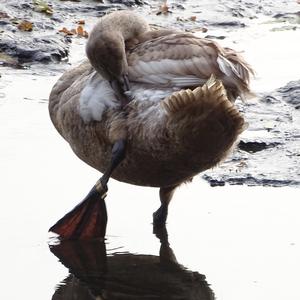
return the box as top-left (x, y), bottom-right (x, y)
top-left (1, 67), bottom-right (299, 299)
top-left (1, 1), bottom-right (300, 299)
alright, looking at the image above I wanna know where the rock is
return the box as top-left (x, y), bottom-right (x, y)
top-left (204, 35), bottom-right (226, 40)
top-left (203, 174), bottom-right (299, 187)
top-left (273, 12), bottom-right (300, 21)
top-left (212, 20), bottom-right (246, 28)
top-left (277, 80), bottom-right (300, 109)
top-left (106, 0), bottom-right (145, 7)
top-left (238, 140), bottom-right (281, 153)
top-left (0, 34), bottom-right (70, 63)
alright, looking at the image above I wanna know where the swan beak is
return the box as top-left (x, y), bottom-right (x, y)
top-left (49, 185), bottom-right (108, 240)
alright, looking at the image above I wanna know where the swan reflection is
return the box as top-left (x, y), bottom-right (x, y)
top-left (50, 226), bottom-right (214, 300)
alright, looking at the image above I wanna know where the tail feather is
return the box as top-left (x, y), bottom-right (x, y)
top-left (163, 75), bottom-right (233, 115)
top-left (162, 76), bottom-right (245, 159)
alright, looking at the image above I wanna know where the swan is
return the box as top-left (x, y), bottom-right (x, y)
top-left (48, 10), bottom-right (253, 240)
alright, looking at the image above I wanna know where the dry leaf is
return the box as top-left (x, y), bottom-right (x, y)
top-left (59, 27), bottom-right (75, 35)
top-left (17, 20), bottom-right (33, 31)
top-left (160, 2), bottom-right (169, 13)
top-left (157, 1), bottom-right (171, 15)
top-left (190, 16), bottom-right (197, 22)
top-left (77, 26), bottom-right (88, 38)
top-left (59, 26), bottom-right (88, 38)
top-left (76, 20), bottom-right (85, 25)
top-left (77, 25), bottom-right (84, 36)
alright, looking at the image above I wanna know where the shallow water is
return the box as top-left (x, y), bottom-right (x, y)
top-left (1, 1), bottom-right (300, 300)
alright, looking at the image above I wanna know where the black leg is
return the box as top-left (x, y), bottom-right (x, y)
top-left (153, 184), bottom-right (179, 228)
top-left (99, 139), bottom-right (126, 190)
top-left (49, 139), bottom-right (126, 240)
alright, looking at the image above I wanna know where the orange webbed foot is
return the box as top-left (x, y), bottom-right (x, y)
top-left (49, 184), bottom-right (108, 240)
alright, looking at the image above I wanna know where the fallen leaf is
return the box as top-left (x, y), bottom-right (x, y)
top-left (76, 20), bottom-right (85, 25)
top-left (59, 27), bottom-right (75, 35)
top-left (77, 25), bottom-right (89, 38)
top-left (59, 26), bottom-right (89, 38)
top-left (17, 20), bottom-right (33, 31)
top-left (190, 16), bottom-right (197, 21)
top-left (77, 25), bottom-right (84, 36)
top-left (33, 0), bottom-right (53, 15)
top-left (157, 1), bottom-right (171, 15)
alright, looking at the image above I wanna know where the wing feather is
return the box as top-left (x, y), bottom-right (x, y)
top-left (127, 32), bottom-right (253, 100)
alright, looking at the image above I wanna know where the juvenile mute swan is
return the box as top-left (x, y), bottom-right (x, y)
top-left (49, 10), bottom-right (252, 240)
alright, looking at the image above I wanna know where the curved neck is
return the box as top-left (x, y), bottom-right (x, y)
top-left (93, 11), bottom-right (150, 42)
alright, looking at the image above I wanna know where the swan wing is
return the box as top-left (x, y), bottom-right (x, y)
top-left (128, 33), bottom-right (254, 100)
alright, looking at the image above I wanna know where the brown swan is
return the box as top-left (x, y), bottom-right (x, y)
top-left (48, 10), bottom-right (253, 239)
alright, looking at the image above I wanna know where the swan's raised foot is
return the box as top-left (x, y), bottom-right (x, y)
top-left (49, 139), bottom-right (126, 240)
top-left (49, 183), bottom-right (108, 240)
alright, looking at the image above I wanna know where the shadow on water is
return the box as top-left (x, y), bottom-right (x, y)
top-left (49, 226), bottom-right (214, 300)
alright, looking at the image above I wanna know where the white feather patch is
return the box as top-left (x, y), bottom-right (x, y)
top-left (79, 72), bottom-right (119, 123)
top-left (130, 84), bottom-right (179, 102)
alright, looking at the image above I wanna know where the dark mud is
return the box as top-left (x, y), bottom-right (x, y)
top-left (1, 0), bottom-right (299, 187)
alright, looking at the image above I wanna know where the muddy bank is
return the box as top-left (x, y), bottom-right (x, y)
top-left (203, 79), bottom-right (300, 187)
top-left (1, 0), bottom-right (299, 65)
top-left (0, 0), bottom-right (144, 65)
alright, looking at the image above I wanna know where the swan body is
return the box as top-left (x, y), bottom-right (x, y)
top-left (49, 62), bottom-right (245, 187)
top-left (49, 10), bottom-right (252, 239)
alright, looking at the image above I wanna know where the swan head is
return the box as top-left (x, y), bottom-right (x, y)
top-left (86, 30), bottom-right (127, 81)
top-left (94, 10), bottom-right (150, 41)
